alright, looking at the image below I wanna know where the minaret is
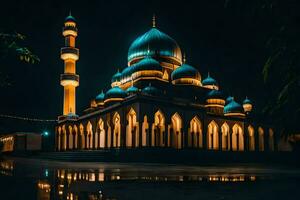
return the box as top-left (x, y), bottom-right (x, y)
top-left (60, 13), bottom-right (79, 119)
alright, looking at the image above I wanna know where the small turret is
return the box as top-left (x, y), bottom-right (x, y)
top-left (243, 97), bottom-right (253, 114)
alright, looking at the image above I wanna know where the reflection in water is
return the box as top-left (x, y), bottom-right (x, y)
top-left (2, 159), bottom-right (288, 200)
top-left (0, 160), bottom-right (13, 176)
top-left (53, 169), bottom-right (257, 200)
top-left (37, 181), bottom-right (51, 200)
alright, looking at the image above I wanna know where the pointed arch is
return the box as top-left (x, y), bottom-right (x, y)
top-left (73, 125), bottom-right (78, 149)
top-left (248, 125), bottom-right (255, 151)
top-left (142, 115), bottom-right (149, 146)
top-left (232, 124), bottom-right (244, 151)
top-left (97, 118), bottom-right (105, 148)
top-left (153, 110), bottom-right (166, 147)
top-left (162, 70), bottom-right (169, 80)
top-left (106, 120), bottom-right (112, 148)
top-left (269, 128), bottom-right (274, 151)
top-left (57, 126), bottom-right (62, 151)
top-left (171, 113), bottom-right (182, 149)
top-left (221, 123), bottom-right (230, 151)
top-left (68, 125), bottom-right (73, 149)
top-left (79, 124), bottom-right (85, 149)
top-left (126, 108), bottom-right (138, 147)
top-left (86, 121), bottom-right (93, 149)
top-left (258, 127), bottom-right (264, 151)
top-left (189, 116), bottom-right (202, 148)
top-left (113, 112), bottom-right (121, 148)
top-left (207, 121), bottom-right (219, 150)
top-left (62, 125), bottom-right (67, 150)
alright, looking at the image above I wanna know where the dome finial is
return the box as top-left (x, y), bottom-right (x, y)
top-left (183, 53), bottom-right (186, 63)
top-left (69, 10), bottom-right (72, 16)
top-left (147, 44), bottom-right (150, 55)
top-left (152, 14), bottom-right (156, 28)
top-left (207, 72), bottom-right (210, 77)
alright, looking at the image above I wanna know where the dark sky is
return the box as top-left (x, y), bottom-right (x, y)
top-left (0, 0), bottom-right (298, 132)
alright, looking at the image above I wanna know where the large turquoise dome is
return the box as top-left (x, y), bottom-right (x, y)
top-left (128, 28), bottom-right (182, 64)
top-left (171, 63), bottom-right (200, 80)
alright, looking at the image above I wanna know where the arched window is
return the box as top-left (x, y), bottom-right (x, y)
top-left (98, 118), bottom-right (105, 148)
top-left (171, 113), bottom-right (182, 149)
top-left (68, 126), bottom-right (73, 149)
top-left (57, 127), bottom-right (62, 151)
top-left (207, 121), bottom-right (219, 150)
top-left (269, 128), bottom-right (275, 151)
top-left (62, 125), bottom-right (67, 150)
top-left (258, 127), bottom-right (264, 151)
top-left (113, 112), bottom-right (121, 148)
top-left (221, 123), bottom-right (230, 151)
top-left (189, 116), bottom-right (202, 148)
top-left (106, 120), bottom-right (112, 148)
top-left (232, 124), bottom-right (244, 151)
top-left (162, 70), bottom-right (169, 80)
top-left (153, 110), bottom-right (166, 147)
top-left (73, 125), bottom-right (78, 149)
top-left (248, 126), bottom-right (255, 151)
top-left (127, 108), bottom-right (138, 147)
top-left (142, 115), bottom-right (149, 146)
top-left (87, 122), bottom-right (93, 149)
top-left (79, 124), bottom-right (85, 149)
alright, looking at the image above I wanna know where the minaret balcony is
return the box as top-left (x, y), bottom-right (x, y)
top-left (60, 73), bottom-right (79, 87)
top-left (60, 47), bottom-right (79, 60)
top-left (63, 26), bottom-right (78, 37)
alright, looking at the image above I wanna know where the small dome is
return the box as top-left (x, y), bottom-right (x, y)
top-left (126, 86), bottom-right (139, 94)
top-left (131, 57), bottom-right (162, 73)
top-left (105, 86), bottom-right (127, 100)
top-left (95, 90), bottom-right (105, 103)
top-left (226, 96), bottom-right (234, 104)
top-left (121, 66), bottom-right (135, 78)
top-left (243, 97), bottom-right (252, 105)
top-left (65, 14), bottom-right (76, 22)
top-left (171, 63), bottom-right (200, 80)
top-left (224, 99), bottom-right (244, 114)
top-left (142, 84), bottom-right (161, 96)
top-left (202, 73), bottom-right (217, 86)
top-left (111, 71), bottom-right (122, 83)
top-left (128, 28), bottom-right (182, 64)
top-left (206, 89), bottom-right (224, 100)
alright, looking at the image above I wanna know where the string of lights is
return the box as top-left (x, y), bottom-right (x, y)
top-left (0, 114), bottom-right (57, 122)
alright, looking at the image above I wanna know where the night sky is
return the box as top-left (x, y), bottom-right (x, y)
top-left (0, 0), bottom-right (298, 132)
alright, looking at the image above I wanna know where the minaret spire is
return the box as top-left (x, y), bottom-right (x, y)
top-left (152, 14), bottom-right (156, 28)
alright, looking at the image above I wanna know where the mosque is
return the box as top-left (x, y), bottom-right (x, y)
top-left (55, 14), bottom-right (276, 152)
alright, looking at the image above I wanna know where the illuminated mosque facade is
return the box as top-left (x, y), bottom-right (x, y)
top-left (55, 14), bottom-right (276, 152)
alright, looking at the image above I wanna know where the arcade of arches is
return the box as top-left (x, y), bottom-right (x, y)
top-left (56, 108), bottom-right (275, 152)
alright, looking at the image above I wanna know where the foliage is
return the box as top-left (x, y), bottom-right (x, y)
top-left (0, 32), bottom-right (40, 64)
top-left (261, 2), bottom-right (300, 136)
top-left (0, 32), bottom-right (39, 86)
